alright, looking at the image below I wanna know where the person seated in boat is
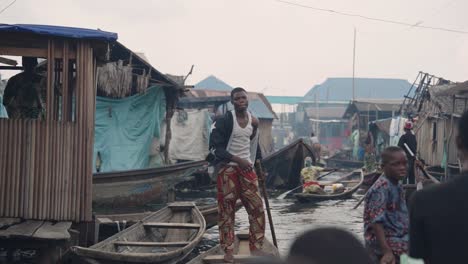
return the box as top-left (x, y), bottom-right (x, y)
top-left (409, 110), bottom-right (468, 263)
top-left (287, 227), bottom-right (373, 264)
top-left (207, 87), bottom-right (266, 263)
top-left (364, 146), bottom-right (409, 264)
top-left (3, 57), bottom-right (46, 119)
top-left (300, 157), bottom-right (335, 194)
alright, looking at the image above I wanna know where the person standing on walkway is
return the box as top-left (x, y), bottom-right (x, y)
top-left (207, 87), bottom-right (265, 263)
top-left (398, 121), bottom-right (417, 184)
top-left (364, 146), bottom-right (409, 264)
top-left (409, 110), bottom-right (468, 263)
top-left (310, 132), bottom-right (321, 162)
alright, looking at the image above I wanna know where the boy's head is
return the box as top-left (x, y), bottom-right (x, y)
top-left (288, 227), bottom-right (372, 264)
top-left (457, 110), bottom-right (468, 160)
top-left (230, 87), bottom-right (248, 112)
top-left (381, 146), bottom-right (407, 181)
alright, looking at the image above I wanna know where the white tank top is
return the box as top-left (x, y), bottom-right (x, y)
top-left (227, 111), bottom-right (253, 164)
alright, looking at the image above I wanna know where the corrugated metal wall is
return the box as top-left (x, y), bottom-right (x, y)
top-left (0, 40), bottom-right (96, 221)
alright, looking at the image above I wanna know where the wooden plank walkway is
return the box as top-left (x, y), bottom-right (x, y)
top-left (0, 218), bottom-right (71, 240)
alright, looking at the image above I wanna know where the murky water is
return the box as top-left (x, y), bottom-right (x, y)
top-left (184, 171), bottom-right (365, 260)
top-left (1, 172), bottom-right (365, 263)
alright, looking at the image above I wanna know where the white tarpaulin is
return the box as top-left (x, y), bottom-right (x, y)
top-left (169, 109), bottom-right (212, 163)
top-left (389, 116), bottom-right (407, 146)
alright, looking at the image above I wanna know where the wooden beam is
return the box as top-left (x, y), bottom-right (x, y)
top-left (0, 220), bottom-right (44, 239)
top-left (0, 56), bottom-right (18, 66)
top-left (0, 46), bottom-right (76, 59)
top-left (0, 66), bottom-right (22, 70)
top-left (143, 222), bottom-right (201, 229)
top-left (113, 241), bottom-right (189, 247)
top-left (203, 255), bottom-right (253, 264)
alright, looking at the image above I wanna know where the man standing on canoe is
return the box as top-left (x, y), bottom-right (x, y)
top-left (364, 146), bottom-right (409, 263)
top-left (208, 87), bottom-right (265, 262)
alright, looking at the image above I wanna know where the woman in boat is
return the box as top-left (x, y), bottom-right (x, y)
top-left (300, 157), bottom-right (336, 194)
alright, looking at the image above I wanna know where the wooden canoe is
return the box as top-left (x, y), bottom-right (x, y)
top-left (72, 202), bottom-right (206, 264)
top-left (325, 157), bottom-right (364, 169)
top-left (264, 139), bottom-right (317, 189)
top-left (324, 151), bottom-right (364, 169)
top-left (294, 170), bottom-right (364, 203)
top-left (186, 230), bottom-right (280, 264)
top-left (95, 201), bottom-right (243, 242)
top-left (93, 161), bottom-right (207, 211)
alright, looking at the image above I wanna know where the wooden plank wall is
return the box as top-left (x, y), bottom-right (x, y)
top-left (0, 40), bottom-right (96, 222)
top-left (416, 117), bottom-right (459, 167)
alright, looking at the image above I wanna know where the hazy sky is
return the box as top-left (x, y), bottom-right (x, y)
top-left (2, 0), bottom-right (467, 96)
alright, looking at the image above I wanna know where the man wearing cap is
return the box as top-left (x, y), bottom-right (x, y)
top-left (398, 121), bottom-right (417, 184)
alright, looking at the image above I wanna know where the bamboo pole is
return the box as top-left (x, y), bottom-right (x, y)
top-left (5, 120), bottom-right (12, 216)
top-left (27, 120), bottom-right (36, 218)
top-left (85, 50), bottom-right (97, 220)
top-left (65, 123), bottom-right (72, 219)
top-left (16, 119), bottom-right (24, 217)
top-left (77, 42), bottom-right (84, 221)
top-left (35, 121), bottom-right (43, 218)
top-left (58, 124), bottom-right (64, 220)
top-left (63, 41), bottom-right (70, 122)
top-left (43, 39), bottom-right (53, 219)
top-left (52, 122), bottom-right (58, 219)
top-left (0, 120), bottom-right (6, 216)
top-left (8, 120), bottom-right (17, 216)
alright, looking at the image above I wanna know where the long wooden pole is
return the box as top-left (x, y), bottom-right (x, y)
top-left (352, 27), bottom-right (356, 101)
top-left (255, 160), bottom-right (278, 248)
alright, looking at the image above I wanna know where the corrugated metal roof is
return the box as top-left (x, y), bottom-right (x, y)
top-left (194, 75), bottom-right (233, 91)
top-left (0, 24), bottom-right (117, 41)
top-left (186, 89), bottom-right (277, 119)
top-left (353, 99), bottom-right (403, 112)
top-left (429, 84), bottom-right (468, 116)
top-left (305, 106), bottom-right (347, 119)
top-left (304, 77), bottom-right (411, 101)
top-left (342, 99), bottom-right (403, 118)
top-left (266, 96), bottom-right (303, 105)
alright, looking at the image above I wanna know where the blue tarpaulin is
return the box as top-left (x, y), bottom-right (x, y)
top-left (0, 24), bottom-right (118, 41)
top-left (93, 86), bottom-right (166, 172)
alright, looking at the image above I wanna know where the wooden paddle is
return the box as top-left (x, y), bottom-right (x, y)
top-left (403, 143), bottom-right (440, 184)
top-left (255, 160), bottom-right (278, 248)
top-left (353, 170), bottom-right (380, 209)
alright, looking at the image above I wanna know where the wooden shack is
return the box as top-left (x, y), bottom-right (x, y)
top-left (412, 82), bottom-right (468, 173)
top-left (0, 24), bottom-right (117, 222)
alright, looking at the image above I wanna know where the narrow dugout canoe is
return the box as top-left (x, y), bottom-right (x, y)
top-left (72, 202), bottom-right (206, 264)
